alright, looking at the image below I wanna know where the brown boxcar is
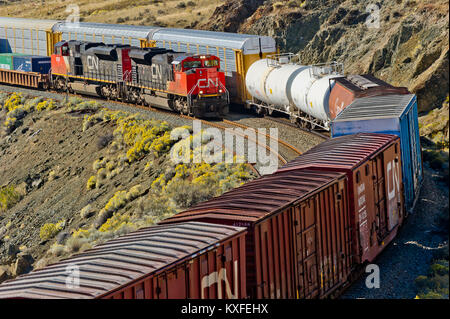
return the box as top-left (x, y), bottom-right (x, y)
top-left (279, 133), bottom-right (404, 264)
top-left (0, 222), bottom-right (247, 299)
top-left (160, 170), bottom-right (352, 299)
top-left (328, 74), bottom-right (410, 120)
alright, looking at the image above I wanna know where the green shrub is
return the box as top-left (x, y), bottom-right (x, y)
top-left (0, 186), bottom-right (22, 212)
top-left (80, 204), bottom-right (95, 219)
top-left (415, 259), bottom-right (449, 299)
top-left (65, 236), bottom-right (91, 254)
top-left (126, 184), bottom-right (144, 201)
top-left (165, 179), bottom-right (218, 209)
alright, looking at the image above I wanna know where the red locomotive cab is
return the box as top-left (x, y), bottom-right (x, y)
top-left (169, 55), bottom-right (227, 98)
top-left (51, 41), bottom-right (70, 75)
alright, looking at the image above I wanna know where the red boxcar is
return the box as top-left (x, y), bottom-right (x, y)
top-left (328, 74), bottom-right (410, 120)
top-left (160, 170), bottom-right (353, 299)
top-left (0, 222), bottom-right (247, 299)
top-left (279, 133), bottom-right (405, 264)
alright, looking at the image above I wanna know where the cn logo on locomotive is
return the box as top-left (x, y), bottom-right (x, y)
top-left (87, 55), bottom-right (99, 71)
top-left (198, 78), bottom-right (219, 88)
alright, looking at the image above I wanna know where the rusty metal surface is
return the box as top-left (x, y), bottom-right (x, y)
top-left (0, 222), bottom-right (246, 299)
top-left (279, 133), bottom-right (403, 265)
top-left (160, 168), bottom-right (350, 299)
top-left (328, 75), bottom-right (410, 119)
top-left (278, 133), bottom-right (399, 172)
top-left (0, 69), bottom-right (45, 88)
top-left (160, 169), bottom-right (347, 225)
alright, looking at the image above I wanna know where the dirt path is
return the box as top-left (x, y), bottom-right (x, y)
top-left (342, 165), bottom-right (449, 299)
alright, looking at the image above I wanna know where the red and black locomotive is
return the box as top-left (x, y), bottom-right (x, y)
top-left (51, 40), bottom-right (229, 117)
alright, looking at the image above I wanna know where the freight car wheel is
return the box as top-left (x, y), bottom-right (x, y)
top-left (254, 105), bottom-right (267, 117)
top-left (53, 76), bottom-right (67, 92)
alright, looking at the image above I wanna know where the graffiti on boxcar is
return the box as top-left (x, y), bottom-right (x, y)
top-left (201, 260), bottom-right (238, 299)
top-left (357, 180), bottom-right (369, 254)
top-left (387, 159), bottom-right (401, 230)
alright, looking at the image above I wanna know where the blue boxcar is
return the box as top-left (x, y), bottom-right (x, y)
top-left (12, 55), bottom-right (51, 74)
top-left (331, 94), bottom-right (423, 213)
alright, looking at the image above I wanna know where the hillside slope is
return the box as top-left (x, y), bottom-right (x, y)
top-left (0, 0), bottom-right (224, 28)
top-left (0, 91), bottom-right (255, 282)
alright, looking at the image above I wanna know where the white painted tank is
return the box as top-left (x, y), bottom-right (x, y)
top-left (291, 73), bottom-right (337, 121)
top-left (246, 58), bottom-right (341, 121)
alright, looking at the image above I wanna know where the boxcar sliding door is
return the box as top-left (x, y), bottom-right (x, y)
top-left (294, 198), bottom-right (320, 299)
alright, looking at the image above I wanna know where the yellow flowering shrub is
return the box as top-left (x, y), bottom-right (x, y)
top-left (39, 220), bottom-right (64, 241)
top-left (99, 213), bottom-right (135, 233)
top-left (104, 190), bottom-right (128, 213)
top-left (86, 176), bottom-right (97, 190)
top-left (36, 99), bottom-right (57, 111)
top-left (2, 93), bottom-right (23, 112)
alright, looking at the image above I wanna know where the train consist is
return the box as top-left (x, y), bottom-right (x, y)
top-left (0, 133), bottom-right (406, 299)
top-left (0, 18), bottom-right (418, 125)
top-left (0, 17), bottom-right (424, 299)
top-left (0, 17), bottom-right (277, 105)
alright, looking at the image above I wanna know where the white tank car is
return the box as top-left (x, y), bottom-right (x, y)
top-left (245, 56), bottom-right (343, 130)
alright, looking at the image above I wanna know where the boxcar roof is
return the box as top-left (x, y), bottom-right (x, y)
top-left (333, 94), bottom-right (416, 121)
top-left (0, 222), bottom-right (245, 299)
top-left (0, 17), bottom-right (58, 31)
top-left (54, 22), bottom-right (154, 40)
top-left (279, 133), bottom-right (399, 173)
top-left (150, 28), bottom-right (276, 53)
top-left (160, 170), bottom-right (346, 225)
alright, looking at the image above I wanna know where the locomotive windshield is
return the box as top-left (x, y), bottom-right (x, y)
top-left (204, 59), bottom-right (219, 67)
top-left (182, 58), bottom-right (220, 70)
top-left (183, 60), bottom-right (202, 69)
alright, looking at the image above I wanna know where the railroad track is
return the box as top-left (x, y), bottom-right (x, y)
top-left (264, 115), bottom-right (331, 140)
top-left (221, 118), bottom-right (302, 162)
top-left (0, 86), bottom-right (303, 175)
top-left (0, 86), bottom-right (309, 172)
top-left (78, 96), bottom-right (290, 170)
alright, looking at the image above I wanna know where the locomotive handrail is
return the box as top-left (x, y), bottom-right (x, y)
top-left (187, 81), bottom-right (199, 107)
top-left (219, 81), bottom-right (230, 104)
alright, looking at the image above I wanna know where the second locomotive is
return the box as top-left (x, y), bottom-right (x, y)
top-left (51, 40), bottom-right (230, 118)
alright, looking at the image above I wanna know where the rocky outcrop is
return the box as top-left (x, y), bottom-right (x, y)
top-left (203, 0), bottom-right (449, 113)
top-left (200, 0), bottom-right (266, 33)
top-left (12, 253), bottom-right (34, 276)
top-left (420, 97), bottom-right (449, 149)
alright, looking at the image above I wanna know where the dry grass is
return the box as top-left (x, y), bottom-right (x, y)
top-left (0, 0), bottom-right (225, 29)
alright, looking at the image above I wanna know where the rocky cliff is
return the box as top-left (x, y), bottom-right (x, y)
top-left (201, 0), bottom-right (449, 113)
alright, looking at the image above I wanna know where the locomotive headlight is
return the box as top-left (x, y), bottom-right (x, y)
top-left (219, 89), bottom-right (223, 93)
top-left (199, 90), bottom-right (204, 94)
